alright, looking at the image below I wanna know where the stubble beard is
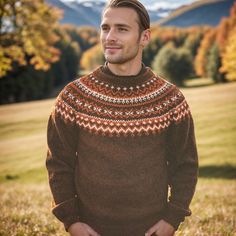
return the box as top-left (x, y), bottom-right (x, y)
top-left (104, 44), bottom-right (140, 65)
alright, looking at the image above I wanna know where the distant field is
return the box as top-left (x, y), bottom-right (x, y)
top-left (0, 82), bottom-right (236, 235)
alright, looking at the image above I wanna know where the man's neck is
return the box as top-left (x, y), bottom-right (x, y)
top-left (107, 62), bottom-right (142, 76)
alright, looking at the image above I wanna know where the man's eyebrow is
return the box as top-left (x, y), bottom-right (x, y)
top-left (115, 24), bottom-right (131, 28)
top-left (100, 23), bottom-right (108, 28)
top-left (100, 23), bottom-right (131, 28)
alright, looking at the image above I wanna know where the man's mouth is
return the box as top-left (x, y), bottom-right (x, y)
top-left (105, 46), bottom-right (122, 54)
top-left (105, 46), bottom-right (122, 49)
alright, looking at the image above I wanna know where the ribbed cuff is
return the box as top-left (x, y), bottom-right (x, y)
top-left (52, 196), bottom-right (80, 231)
top-left (162, 203), bottom-right (191, 230)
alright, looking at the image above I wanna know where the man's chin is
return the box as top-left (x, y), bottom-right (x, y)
top-left (105, 57), bottom-right (125, 65)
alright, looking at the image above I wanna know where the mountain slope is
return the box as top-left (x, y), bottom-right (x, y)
top-left (47, 0), bottom-right (104, 27)
top-left (47, 0), bottom-right (234, 28)
top-left (157, 0), bottom-right (235, 27)
top-left (46, 0), bottom-right (169, 28)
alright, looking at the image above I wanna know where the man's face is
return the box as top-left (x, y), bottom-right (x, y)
top-left (100, 7), bottom-right (143, 65)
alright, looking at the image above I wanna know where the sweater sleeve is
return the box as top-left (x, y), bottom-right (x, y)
top-left (163, 102), bottom-right (198, 230)
top-left (46, 95), bottom-right (80, 231)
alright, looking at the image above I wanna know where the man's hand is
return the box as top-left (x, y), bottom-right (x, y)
top-left (68, 222), bottom-right (101, 236)
top-left (145, 220), bottom-right (175, 236)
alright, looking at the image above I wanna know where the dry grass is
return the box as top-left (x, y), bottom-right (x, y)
top-left (0, 184), bottom-right (65, 236)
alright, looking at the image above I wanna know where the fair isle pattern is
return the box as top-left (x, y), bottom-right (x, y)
top-left (74, 78), bottom-right (173, 105)
top-left (54, 68), bottom-right (191, 137)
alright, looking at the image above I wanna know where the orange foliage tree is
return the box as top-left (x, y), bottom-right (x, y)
top-left (194, 28), bottom-right (216, 77)
top-left (216, 2), bottom-right (236, 53)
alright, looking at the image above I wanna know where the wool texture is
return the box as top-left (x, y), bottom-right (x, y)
top-left (46, 64), bottom-right (198, 236)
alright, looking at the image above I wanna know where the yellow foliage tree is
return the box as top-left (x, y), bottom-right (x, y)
top-left (80, 43), bottom-right (104, 72)
top-left (220, 26), bottom-right (236, 81)
top-left (0, 0), bottom-right (61, 77)
top-left (216, 3), bottom-right (236, 53)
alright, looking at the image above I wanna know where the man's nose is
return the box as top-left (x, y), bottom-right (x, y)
top-left (106, 29), bottom-right (117, 42)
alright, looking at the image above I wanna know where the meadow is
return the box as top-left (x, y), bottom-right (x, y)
top-left (0, 82), bottom-right (236, 235)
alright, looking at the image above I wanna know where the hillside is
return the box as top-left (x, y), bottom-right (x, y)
top-left (157, 0), bottom-right (235, 27)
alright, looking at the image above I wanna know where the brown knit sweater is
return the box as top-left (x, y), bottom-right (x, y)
top-left (46, 64), bottom-right (198, 236)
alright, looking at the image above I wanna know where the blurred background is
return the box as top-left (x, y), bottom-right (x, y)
top-left (0, 0), bottom-right (236, 235)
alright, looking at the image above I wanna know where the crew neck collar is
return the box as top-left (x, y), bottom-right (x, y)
top-left (92, 62), bottom-right (155, 87)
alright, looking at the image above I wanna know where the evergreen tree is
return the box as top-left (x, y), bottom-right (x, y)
top-left (152, 43), bottom-right (193, 87)
top-left (207, 43), bottom-right (223, 83)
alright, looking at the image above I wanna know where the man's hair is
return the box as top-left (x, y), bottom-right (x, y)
top-left (104, 0), bottom-right (150, 32)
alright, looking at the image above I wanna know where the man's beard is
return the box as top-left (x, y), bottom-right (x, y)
top-left (104, 46), bottom-right (139, 64)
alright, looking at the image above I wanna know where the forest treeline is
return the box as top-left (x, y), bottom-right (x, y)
top-left (0, 0), bottom-right (236, 104)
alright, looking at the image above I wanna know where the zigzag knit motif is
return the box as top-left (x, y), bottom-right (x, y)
top-left (54, 66), bottom-right (190, 136)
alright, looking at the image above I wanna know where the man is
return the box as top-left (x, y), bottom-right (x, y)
top-left (46, 0), bottom-right (198, 236)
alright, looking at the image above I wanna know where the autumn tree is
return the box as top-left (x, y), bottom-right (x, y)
top-left (220, 26), bottom-right (236, 81)
top-left (80, 43), bottom-right (104, 72)
top-left (64, 25), bottom-right (99, 51)
top-left (0, 0), bottom-right (61, 77)
top-left (194, 28), bottom-right (216, 77)
top-left (216, 2), bottom-right (236, 53)
top-left (217, 2), bottom-right (236, 81)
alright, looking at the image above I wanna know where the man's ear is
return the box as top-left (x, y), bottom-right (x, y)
top-left (140, 29), bottom-right (151, 48)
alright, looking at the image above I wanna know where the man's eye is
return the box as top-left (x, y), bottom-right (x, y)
top-left (101, 27), bottom-right (109, 31)
top-left (119, 28), bottom-right (127, 32)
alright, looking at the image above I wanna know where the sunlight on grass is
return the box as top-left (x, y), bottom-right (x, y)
top-left (0, 184), bottom-right (65, 236)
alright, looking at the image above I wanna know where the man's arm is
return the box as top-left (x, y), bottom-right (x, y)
top-left (146, 109), bottom-right (198, 235)
top-left (163, 112), bottom-right (198, 229)
top-left (46, 110), bottom-right (80, 230)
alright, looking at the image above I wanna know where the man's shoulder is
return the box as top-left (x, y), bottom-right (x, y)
top-left (52, 71), bottom-right (96, 122)
top-left (149, 70), bottom-right (182, 97)
top-left (58, 70), bottom-right (96, 99)
top-left (65, 72), bottom-right (93, 90)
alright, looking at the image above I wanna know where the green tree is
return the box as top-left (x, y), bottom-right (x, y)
top-left (0, 65), bottom-right (52, 103)
top-left (143, 37), bottom-right (162, 67)
top-left (184, 32), bottom-right (203, 58)
top-left (152, 43), bottom-right (193, 87)
top-left (207, 43), bottom-right (224, 83)
top-left (50, 27), bottom-right (81, 86)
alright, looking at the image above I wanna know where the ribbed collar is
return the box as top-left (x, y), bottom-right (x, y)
top-left (92, 62), bottom-right (155, 87)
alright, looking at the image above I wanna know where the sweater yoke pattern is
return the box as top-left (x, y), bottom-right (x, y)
top-left (54, 66), bottom-right (190, 137)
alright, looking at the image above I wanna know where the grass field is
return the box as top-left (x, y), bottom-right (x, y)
top-left (0, 82), bottom-right (236, 235)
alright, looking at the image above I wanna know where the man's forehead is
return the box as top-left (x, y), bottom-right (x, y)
top-left (102, 7), bottom-right (138, 20)
top-left (102, 7), bottom-right (139, 25)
